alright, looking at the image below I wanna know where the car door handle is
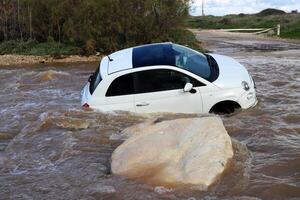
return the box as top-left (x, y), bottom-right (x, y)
top-left (136, 102), bottom-right (150, 107)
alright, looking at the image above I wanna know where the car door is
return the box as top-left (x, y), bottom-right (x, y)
top-left (101, 73), bottom-right (135, 112)
top-left (133, 69), bottom-right (204, 114)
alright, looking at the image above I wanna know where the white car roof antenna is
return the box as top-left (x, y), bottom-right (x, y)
top-left (107, 55), bottom-right (114, 62)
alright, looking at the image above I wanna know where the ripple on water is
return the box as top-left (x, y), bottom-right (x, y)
top-left (35, 70), bottom-right (70, 82)
top-left (283, 113), bottom-right (300, 124)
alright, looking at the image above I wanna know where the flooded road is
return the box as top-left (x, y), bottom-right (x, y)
top-left (1, 31), bottom-right (300, 200)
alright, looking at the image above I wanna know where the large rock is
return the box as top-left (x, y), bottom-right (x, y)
top-left (111, 117), bottom-right (233, 189)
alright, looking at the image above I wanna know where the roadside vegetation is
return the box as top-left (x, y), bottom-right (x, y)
top-left (0, 39), bottom-right (80, 56)
top-left (186, 9), bottom-right (300, 39)
top-left (0, 0), bottom-right (202, 56)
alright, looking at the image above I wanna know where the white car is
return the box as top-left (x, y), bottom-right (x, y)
top-left (81, 43), bottom-right (257, 114)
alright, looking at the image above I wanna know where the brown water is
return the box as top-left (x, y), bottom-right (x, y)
top-left (0, 32), bottom-right (300, 200)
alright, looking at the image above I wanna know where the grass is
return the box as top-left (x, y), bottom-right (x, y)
top-left (0, 40), bottom-right (80, 56)
top-left (185, 12), bottom-right (300, 39)
top-left (281, 20), bottom-right (300, 39)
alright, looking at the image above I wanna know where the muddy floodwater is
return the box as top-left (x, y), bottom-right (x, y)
top-left (1, 31), bottom-right (300, 200)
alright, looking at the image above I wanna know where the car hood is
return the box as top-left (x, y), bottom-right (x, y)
top-left (209, 54), bottom-right (251, 88)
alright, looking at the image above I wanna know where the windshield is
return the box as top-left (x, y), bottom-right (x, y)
top-left (132, 43), bottom-right (219, 82)
top-left (172, 44), bottom-right (211, 80)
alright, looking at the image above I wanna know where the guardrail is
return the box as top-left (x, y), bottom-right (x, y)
top-left (221, 24), bottom-right (281, 36)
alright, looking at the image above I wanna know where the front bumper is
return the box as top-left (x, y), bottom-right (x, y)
top-left (238, 89), bottom-right (258, 109)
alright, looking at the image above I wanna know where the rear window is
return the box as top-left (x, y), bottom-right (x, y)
top-left (89, 66), bottom-right (102, 94)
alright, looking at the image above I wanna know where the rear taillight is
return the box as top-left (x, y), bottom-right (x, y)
top-left (82, 103), bottom-right (90, 108)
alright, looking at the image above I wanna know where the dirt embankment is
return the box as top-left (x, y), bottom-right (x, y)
top-left (0, 54), bottom-right (101, 66)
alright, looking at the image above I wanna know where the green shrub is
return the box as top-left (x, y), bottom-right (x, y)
top-left (0, 0), bottom-right (192, 55)
top-left (0, 40), bottom-right (79, 55)
top-left (281, 21), bottom-right (300, 39)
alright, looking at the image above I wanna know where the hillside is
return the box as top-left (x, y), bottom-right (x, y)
top-left (186, 9), bottom-right (300, 39)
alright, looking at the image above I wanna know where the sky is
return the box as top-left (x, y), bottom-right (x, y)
top-left (190, 0), bottom-right (300, 16)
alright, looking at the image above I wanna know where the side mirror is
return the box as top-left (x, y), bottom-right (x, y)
top-left (183, 83), bottom-right (193, 92)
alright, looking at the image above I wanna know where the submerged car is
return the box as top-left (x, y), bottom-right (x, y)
top-left (81, 43), bottom-right (257, 114)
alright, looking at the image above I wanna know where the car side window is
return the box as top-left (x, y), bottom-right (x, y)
top-left (134, 69), bottom-right (205, 94)
top-left (106, 74), bottom-right (134, 97)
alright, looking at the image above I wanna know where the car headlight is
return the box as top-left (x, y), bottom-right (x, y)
top-left (247, 92), bottom-right (254, 100)
top-left (242, 81), bottom-right (250, 91)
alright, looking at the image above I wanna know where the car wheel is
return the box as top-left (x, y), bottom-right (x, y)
top-left (209, 101), bottom-right (241, 115)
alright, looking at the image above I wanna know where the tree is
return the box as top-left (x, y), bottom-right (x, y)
top-left (0, 0), bottom-right (191, 54)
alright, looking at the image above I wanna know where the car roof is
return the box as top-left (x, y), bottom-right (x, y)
top-left (106, 42), bottom-right (173, 75)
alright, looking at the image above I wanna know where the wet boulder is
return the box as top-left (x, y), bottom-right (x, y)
top-left (111, 117), bottom-right (233, 189)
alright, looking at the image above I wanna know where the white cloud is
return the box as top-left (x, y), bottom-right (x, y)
top-left (190, 0), bottom-right (300, 16)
